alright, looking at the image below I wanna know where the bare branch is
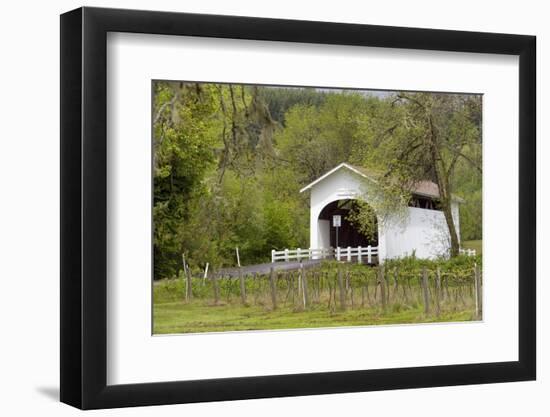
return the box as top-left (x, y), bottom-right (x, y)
top-left (443, 142), bottom-right (482, 174)
top-left (153, 94), bottom-right (177, 126)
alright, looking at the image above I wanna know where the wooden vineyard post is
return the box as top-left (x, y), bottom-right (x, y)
top-left (212, 273), bottom-right (220, 305)
top-left (269, 267), bottom-right (277, 310)
top-left (435, 267), bottom-right (441, 317)
top-left (182, 253), bottom-right (187, 300)
top-left (239, 269), bottom-right (247, 305)
top-left (393, 269), bottom-right (399, 302)
top-left (313, 272), bottom-right (319, 303)
top-left (187, 266), bottom-right (193, 301)
top-left (378, 265), bottom-right (386, 311)
top-left (327, 278), bottom-right (334, 312)
top-left (290, 272), bottom-right (296, 304)
top-left (297, 266), bottom-right (302, 296)
top-left (349, 272), bottom-right (355, 308)
top-left (474, 262), bottom-right (482, 319)
top-left (337, 265), bottom-right (346, 311)
top-left (182, 253), bottom-right (192, 302)
top-left (385, 269), bottom-right (390, 304)
top-left (300, 262), bottom-right (309, 309)
top-left (252, 272), bottom-right (259, 304)
top-left (421, 267), bottom-right (430, 315)
top-left (444, 275), bottom-right (450, 301)
top-left (345, 270), bottom-right (349, 291)
top-left (402, 276), bottom-right (409, 303)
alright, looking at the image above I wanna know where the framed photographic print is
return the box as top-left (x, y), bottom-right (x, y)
top-left (60, 6), bottom-right (536, 409)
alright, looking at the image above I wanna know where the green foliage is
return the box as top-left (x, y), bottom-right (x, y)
top-left (258, 86), bottom-right (327, 125)
top-left (345, 200), bottom-right (378, 241)
top-left (453, 160), bottom-right (483, 240)
top-left (383, 253), bottom-right (482, 275)
top-left (276, 92), bottom-right (372, 183)
top-left (153, 82), bottom-right (219, 279)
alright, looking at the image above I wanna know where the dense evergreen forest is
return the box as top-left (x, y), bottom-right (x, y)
top-left (153, 82), bottom-right (482, 280)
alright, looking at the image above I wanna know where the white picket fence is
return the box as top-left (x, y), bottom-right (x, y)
top-left (271, 248), bottom-right (331, 262)
top-left (335, 246), bottom-right (379, 263)
top-left (271, 246), bottom-right (378, 264)
top-left (459, 248), bottom-right (477, 257)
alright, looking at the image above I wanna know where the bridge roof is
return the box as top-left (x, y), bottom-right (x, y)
top-left (300, 162), bottom-right (464, 202)
top-left (299, 163), bottom-right (375, 193)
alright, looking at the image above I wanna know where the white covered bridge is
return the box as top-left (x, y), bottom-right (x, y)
top-left (272, 162), bottom-right (467, 264)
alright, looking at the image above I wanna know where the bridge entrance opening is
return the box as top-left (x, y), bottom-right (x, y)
top-left (317, 199), bottom-right (378, 249)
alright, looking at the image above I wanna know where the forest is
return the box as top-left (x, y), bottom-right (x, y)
top-left (153, 82), bottom-right (482, 280)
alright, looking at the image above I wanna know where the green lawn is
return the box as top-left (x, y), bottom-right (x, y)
top-left (462, 240), bottom-right (482, 255)
top-left (154, 300), bottom-right (476, 334)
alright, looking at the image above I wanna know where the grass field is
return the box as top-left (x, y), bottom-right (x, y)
top-left (462, 240), bottom-right (482, 255)
top-left (153, 299), bottom-right (475, 334)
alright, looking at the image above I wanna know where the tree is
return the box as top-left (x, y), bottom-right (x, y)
top-left (359, 92), bottom-right (482, 257)
top-left (258, 86), bottom-right (327, 125)
top-left (276, 92), bottom-right (371, 184)
top-left (152, 82), bottom-right (218, 278)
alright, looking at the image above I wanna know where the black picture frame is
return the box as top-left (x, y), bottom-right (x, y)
top-left (60, 6), bottom-right (536, 410)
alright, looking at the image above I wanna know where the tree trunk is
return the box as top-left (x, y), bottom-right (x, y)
top-left (441, 199), bottom-right (460, 257)
top-left (427, 114), bottom-right (460, 257)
